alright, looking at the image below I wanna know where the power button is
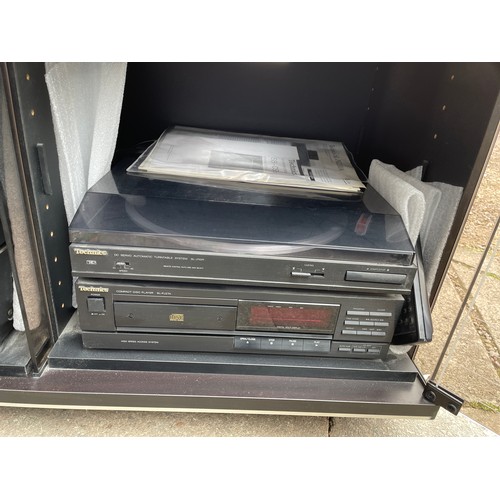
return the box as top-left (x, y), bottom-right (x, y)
top-left (87, 297), bottom-right (105, 313)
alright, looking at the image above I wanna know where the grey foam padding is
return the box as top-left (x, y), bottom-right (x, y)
top-left (369, 160), bottom-right (463, 293)
top-left (0, 83), bottom-right (42, 332)
top-left (369, 159), bottom-right (426, 246)
top-left (423, 181), bottom-right (463, 291)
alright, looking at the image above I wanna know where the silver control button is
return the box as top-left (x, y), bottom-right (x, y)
top-left (357, 331), bottom-right (372, 336)
top-left (347, 310), bottom-right (370, 316)
top-left (353, 347), bottom-right (367, 353)
top-left (345, 271), bottom-right (406, 284)
top-left (370, 311), bottom-right (392, 317)
top-left (371, 331), bottom-right (386, 337)
top-left (342, 329), bottom-right (356, 335)
top-left (291, 271), bottom-right (312, 277)
top-left (338, 347), bottom-right (352, 352)
top-left (345, 320), bottom-right (359, 325)
top-left (359, 321), bottom-right (374, 326)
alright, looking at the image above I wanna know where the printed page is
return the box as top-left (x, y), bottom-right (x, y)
top-left (130, 127), bottom-right (365, 193)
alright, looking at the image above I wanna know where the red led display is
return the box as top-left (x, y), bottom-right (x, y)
top-left (248, 305), bottom-right (334, 329)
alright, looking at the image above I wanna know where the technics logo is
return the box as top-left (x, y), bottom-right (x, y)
top-left (74, 248), bottom-right (108, 256)
top-left (78, 285), bottom-right (109, 293)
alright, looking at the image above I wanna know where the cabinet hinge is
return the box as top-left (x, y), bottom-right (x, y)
top-left (423, 380), bottom-right (464, 415)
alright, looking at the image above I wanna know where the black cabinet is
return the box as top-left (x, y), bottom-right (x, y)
top-left (0, 62), bottom-right (498, 418)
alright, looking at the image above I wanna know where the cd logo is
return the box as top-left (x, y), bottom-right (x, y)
top-left (169, 313), bottom-right (184, 322)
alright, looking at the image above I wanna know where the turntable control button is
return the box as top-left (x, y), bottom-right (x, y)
top-left (87, 297), bottom-right (105, 313)
top-left (115, 261), bottom-right (131, 270)
top-left (291, 271), bottom-right (312, 277)
top-left (345, 271), bottom-right (406, 285)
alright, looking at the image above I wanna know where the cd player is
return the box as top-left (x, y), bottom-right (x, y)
top-left (75, 278), bottom-right (404, 359)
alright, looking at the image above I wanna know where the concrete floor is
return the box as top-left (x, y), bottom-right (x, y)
top-left (0, 403), bottom-right (496, 437)
top-left (0, 426), bottom-right (495, 500)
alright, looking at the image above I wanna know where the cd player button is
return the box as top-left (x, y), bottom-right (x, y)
top-left (87, 297), bottom-right (105, 313)
top-left (371, 331), bottom-right (386, 337)
top-left (357, 331), bottom-right (372, 336)
top-left (374, 321), bottom-right (390, 327)
top-left (368, 348), bottom-right (381, 354)
top-left (353, 347), bottom-right (367, 353)
top-left (261, 338), bottom-right (283, 350)
top-left (344, 320), bottom-right (359, 325)
top-left (359, 321), bottom-right (374, 326)
top-left (370, 311), bottom-right (392, 317)
top-left (338, 346), bottom-right (352, 352)
top-left (347, 310), bottom-right (370, 316)
top-left (303, 340), bottom-right (331, 352)
top-left (282, 339), bottom-right (304, 351)
top-left (234, 337), bottom-right (261, 350)
top-left (342, 329), bottom-right (356, 335)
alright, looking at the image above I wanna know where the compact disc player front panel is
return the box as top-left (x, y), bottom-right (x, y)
top-left (70, 244), bottom-right (417, 294)
top-left (76, 279), bottom-right (404, 359)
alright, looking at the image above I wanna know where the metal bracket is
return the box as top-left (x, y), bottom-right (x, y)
top-left (423, 380), bottom-right (464, 415)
